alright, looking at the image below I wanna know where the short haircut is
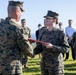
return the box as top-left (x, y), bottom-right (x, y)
top-left (8, 5), bottom-right (20, 13)
top-left (59, 22), bottom-right (62, 25)
top-left (68, 19), bottom-right (72, 22)
top-left (38, 24), bottom-right (41, 27)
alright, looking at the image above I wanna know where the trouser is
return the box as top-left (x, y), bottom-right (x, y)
top-left (65, 46), bottom-right (75, 60)
top-left (65, 52), bottom-right (69, 60)
top-left (0, 73), bottom-right (2, 75)
top-left (0, 73), bottom-right (22, 75)
top-left (62, 53), bottom-right (64, 58)
top-left (41, 69), bottom-right (64, 75)
top-left (70, 44), bottom-right (75, 60)
top-left (41, 69), bottom-right (49, 75)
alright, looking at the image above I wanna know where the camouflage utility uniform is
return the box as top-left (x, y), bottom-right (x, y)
top-left (0, 18), bottom-right (33, 75)
top-left (21, 26), bottom-right (31, 40)
top-left (38, 26), bottom-right (46, 40)
top-left (34, 28), bottom-right (69, 75)
top-left (21, 26), bottom-right (31, 66)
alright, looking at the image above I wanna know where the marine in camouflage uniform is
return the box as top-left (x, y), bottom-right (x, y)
top-left (0, 1), bottom-right (33, 75)
top-left (21, 19), bottom-right (31, 40)
top-left (21, 19), bottom-right (31, 68)
top-left (34, 10), bottom-right (69, 75)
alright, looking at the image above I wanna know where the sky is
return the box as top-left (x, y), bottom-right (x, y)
top-left (0, 0), bottom-right (76, 35)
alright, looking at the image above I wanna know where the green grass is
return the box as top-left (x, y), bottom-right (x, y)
top-left (23, 50), bottom-right (76, 75)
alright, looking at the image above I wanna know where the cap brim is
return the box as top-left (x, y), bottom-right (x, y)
top-left (20, 8), bottom-right (25, 12)
top-left (43, 15), bottom-right (52, 19)
top-left (22, 21), bottom-right (26, 22)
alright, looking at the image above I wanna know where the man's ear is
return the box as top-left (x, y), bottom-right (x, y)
top-left (16, 10), bottom-right (19, 16)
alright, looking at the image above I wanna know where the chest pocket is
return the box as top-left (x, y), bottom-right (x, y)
top-left (41, 31), bottom-right (61, 46)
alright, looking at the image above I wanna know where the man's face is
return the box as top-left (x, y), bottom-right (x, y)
top-left (59, 23), bottom-right (62, 27)
top-left (38, 26), bottom-right (42, 29)
top-left (44, 18), bottom-right (53, 26)
top-left (22, 21), bottom-right (26, 27)
top-left (68, 20), bottom-right (72, 25)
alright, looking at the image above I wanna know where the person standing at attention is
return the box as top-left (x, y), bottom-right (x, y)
top-left (59, 22), bottom-right (64, 31)
top-left (35, 24), bottom-right (42, 58)
top-left (21, 19), bottom-right (31, 68)
top-left (65, 19), bottom-right (76, 60)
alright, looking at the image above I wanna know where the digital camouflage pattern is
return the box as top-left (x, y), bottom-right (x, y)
top-left (38, 26), bottom-right (47, 40)
top-left (21, 26), bottom-right (31, 40)
top-left (34, 26), bottom-right (47, 54)
top-left (0, 17), bottom-right (33, 75)
top-left (34, 27), bottom-right (69, 75)
top-left (21, 26), bottom-right (31, 66)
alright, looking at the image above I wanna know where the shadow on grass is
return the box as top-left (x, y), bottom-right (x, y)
top-left (64, 61), bottom-right (76, 75)
top-left (65, 73), bottom-right (76, 75)
top-left (28, 60), bottom-right (40, 64)
top-left (64, 62), bottom-right (76, 71)
top-left (23, 58), bottom-right (76, 75)
top-left (23, 67), bottom-right (40, 73)
top-left (65, 62), bottom-right (76, 67)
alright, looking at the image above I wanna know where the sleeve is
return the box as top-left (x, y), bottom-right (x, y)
top-left (20, 28), bottom-right (23, 33)
top-left (52, 31), bottom-right (70, 53)
top-left (16, 28), bottom-right (33, 57)
top-left (34, 44), bottom-right (43, 55)
top-left (35, 30), bottom-right (39, 40)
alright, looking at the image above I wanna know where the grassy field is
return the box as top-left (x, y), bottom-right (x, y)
top-left (23, 50), bottom-right (76, 75)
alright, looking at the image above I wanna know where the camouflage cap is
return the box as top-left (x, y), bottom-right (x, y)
top-left (8, 1), bottom-right (24, 12)
top-left (44, 10), bottom-right (59, 24)
top-left (44, 10), bottom-right (59, 19)
top-left (21, 19), bottom-right (26, 22)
